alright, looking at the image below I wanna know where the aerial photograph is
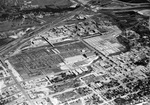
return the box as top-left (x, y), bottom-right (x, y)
top-left (0, 0), bottom-right (150, 105)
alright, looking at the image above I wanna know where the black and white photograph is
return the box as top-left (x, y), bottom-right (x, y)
top-left (0, 0), bottom-right (150, 105)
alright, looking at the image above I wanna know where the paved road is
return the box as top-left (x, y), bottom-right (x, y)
top-left (0, 8), bottom-right (84, 105)
top-left (98, 5), bottom-right (150, 12)
top-left (0, 4), bottom-right (150, 105)
top-left (114, 0), bottom-right (150, 6)
top-left (0, 57), bottom-right (35, 105)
